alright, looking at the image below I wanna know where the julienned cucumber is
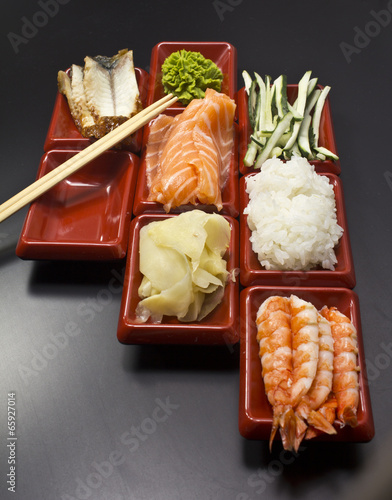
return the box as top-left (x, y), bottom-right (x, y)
top-left (242, 70), bottom-right (339, 168)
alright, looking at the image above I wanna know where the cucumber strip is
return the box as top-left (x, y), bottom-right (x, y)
top-left (271, 146), bottom-right (283, 158)
top-left (273, 74), bottom-right (288, 118)
top-left (250, 134), bottom-right (265, 148)
top-left (242, 70), bottom-right (253, 95)
top-left (294, 70), bottom-right (312, 116)
top-left (247, 79), bottom-right (258, 130)
top-left (243, 141), bottom-right (259, 167)
top-left (291, 71), bottom-right (314, 109)
top-left (297, 115), bottom-right (313, 158)
top-left (310, 85), bottom-right (331, 149)
top-left (283, 71), bottom-right (311, 151)
top-left (297, 89), bottom-right (321, 158)
top-left (254, 72), bottom-right (266, 133)
top-left (283, 141), bottom-right (302, 160)
top-left (313, 146), bottom-right (339, 160)
top-left (254, 112), bottom-right (293, 168)
top-left (307, 77), bottom-right (319, 96)
top-left (315, 152), bottom-right (326, 161)
top-left (305, 88), bottom-right (321, 115)
top-left (287, 102), bottom-right (303, 121)
top-left (263, 75), bottom-right (275, 132)
top-left (282, 120), bottom-right (301, 151)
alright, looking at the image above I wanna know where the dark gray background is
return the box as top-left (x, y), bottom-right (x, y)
top-left (1, 1), bottom-right (392, 499)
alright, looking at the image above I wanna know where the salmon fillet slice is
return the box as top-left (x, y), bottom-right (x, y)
top-left (146, 89), bottom-right (236, 212)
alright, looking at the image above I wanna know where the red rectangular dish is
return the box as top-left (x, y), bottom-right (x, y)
top-left (16, 150), bottom-right (138, 261)
top-left (146, 41), bottom-right (237, 114)
top-left (238, 86), bottom-right (341, 175)
top-left (117, 213), bottom-right (240, 345)
top-left (239, 286), bottom-right (375, 443)
top-left (43, 68), bottom-right (149, 154)
top-left (239, 172), bottom-right (356, 288)
top-left (133, 120), bottom-right (239, 217)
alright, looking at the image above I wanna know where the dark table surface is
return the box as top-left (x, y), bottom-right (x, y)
top-left (1, 1), bottom-right (392, 499)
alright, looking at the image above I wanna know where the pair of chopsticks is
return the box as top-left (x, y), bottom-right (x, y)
top-left (0, 93), bottom-right (178, 224)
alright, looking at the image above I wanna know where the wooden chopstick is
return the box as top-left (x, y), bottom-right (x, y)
top-left (0, 93), bottom-right (178, 224)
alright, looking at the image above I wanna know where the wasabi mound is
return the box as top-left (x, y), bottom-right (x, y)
top-left (161, 50), bottom-right (224, 105)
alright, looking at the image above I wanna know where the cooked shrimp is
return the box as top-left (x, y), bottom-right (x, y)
top-left (320, 306), bottom-right (360, 427)
top-left (294, 313), bottom-right (336, 450)
top-left (290, 295), bottom-right (320, 407)
top-left (256, 296), bottom-right (295, 451)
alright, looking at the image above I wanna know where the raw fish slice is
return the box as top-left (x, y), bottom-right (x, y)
top-left (145, 114), bottom-right (175, 186)
top-left (146, 89), bottom-right (236, 212)
top-left (193, 88), bottom-right (236, 194)
top-left (148, 99), bottom-right (204, 211)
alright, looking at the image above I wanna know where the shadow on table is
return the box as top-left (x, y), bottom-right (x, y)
top-left (122, 342), bottom-right (240, 373)
top-left (26, 258), bottom-right (126, 295)
top-left (241, 437), bottom-right (363, 495)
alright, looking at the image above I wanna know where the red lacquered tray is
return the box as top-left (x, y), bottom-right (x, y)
top-left (239, 172), bottom-right (356, 288)
top-left (16, 149), bottom-right (138, 261)
top-left (239, 286), bottom-right (375, 443)
top-left (117, 213), bottom-right (240, 345)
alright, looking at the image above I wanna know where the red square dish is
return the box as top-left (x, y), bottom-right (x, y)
top-left (117, 213), bottom-right (239, 345)
top-left (43, 68), bottom-right (149, 154)
top-left (133, 119), bottom-right (239, 217)
top-left (239, 286), bottom-right (375, 443)
top-left (16, 150), bottom-right (138, 261)
top-left (146, 41), bottom-right (237, 113)
top-left (239, 172), bottom-right (356, 288)
top-left (238, 86), bottom-right (341, 175)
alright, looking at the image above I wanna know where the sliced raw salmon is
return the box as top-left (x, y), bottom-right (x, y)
top-left (145, 89), bottom-right (236, 212)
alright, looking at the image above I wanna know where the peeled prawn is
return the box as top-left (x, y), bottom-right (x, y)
top-left (320, 306), bottom-right (360, 428)
top-left (257, 295), bottom-right (322, 451)
top-left (256, 296), bottom-right (295, 451)
top-left (290, 295), bottom-right (320, 406)
top-left (294, 313), bottom-right (336, 450)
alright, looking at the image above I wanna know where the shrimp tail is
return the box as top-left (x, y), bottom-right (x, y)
top-left (269, 411), bottom-right (280, 451)
top-left (307, 410), bottom-right (337, 435)
top-left (342, 408), bottom-right (358, 428)
top-left (280, 408), bottom-right (296, 452)
top-left (270, 406), bottom-right (296, 452)
top-left (305, 395), bottom-right (337, 440)
top-left (293, 413), bottom-right (308, 453)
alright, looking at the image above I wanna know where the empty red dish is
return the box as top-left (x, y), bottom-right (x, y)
top-left (238, 86), bottom-right (341, 175)
top-left (133, 120), bottom-right (239, 217)
top-left (43, 68), bottom-right (149, 154)
top-left (239, 172), bottom-right (356, 288)
top-left (16, 149), bottom-right (138, 260)
top-left (239, 286), bottom-right (375, 443)
top-left (117, 213), bottom-right (240, 345)
top-left (146, 41), bottom-right (237, 114)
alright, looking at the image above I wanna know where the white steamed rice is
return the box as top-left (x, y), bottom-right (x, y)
top-left (244, 156), bottom-right (343, 271)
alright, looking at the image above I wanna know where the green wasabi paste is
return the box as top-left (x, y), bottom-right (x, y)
top-left (161, 50), bottom-right (224, 105)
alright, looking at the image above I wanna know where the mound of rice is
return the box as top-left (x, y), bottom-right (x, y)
top-left (244, 156), bottom-right (343, 271)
